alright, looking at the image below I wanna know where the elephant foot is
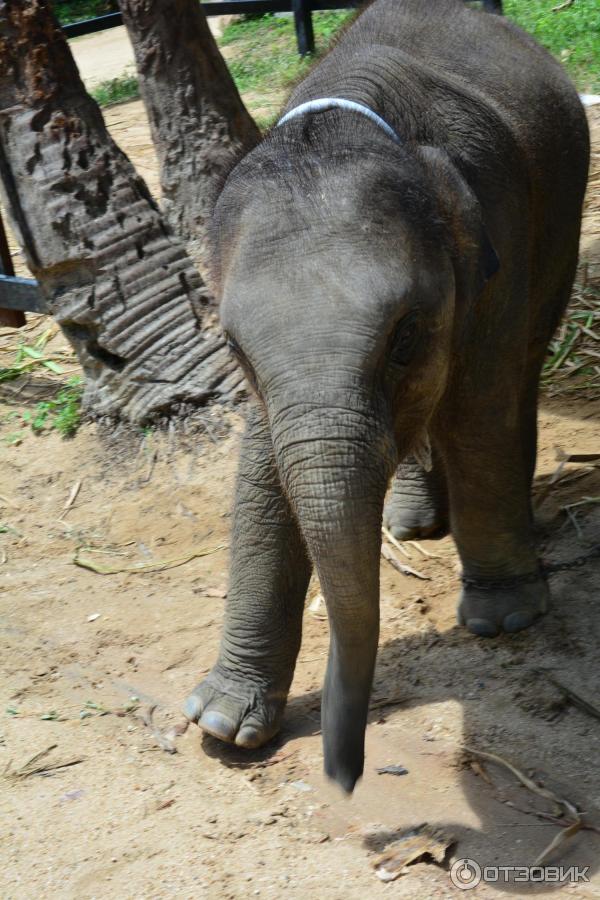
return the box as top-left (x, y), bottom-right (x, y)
top-left (457, 575), bottom-right (549, 637)
top-left (383, 496), bottom-right (448, 540)
top-left (183, 665), bottom-right (287, 749)
top-left (383, 458), bottom-right (449, 541)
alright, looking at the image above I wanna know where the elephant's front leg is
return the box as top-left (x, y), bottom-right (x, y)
top-left (184, 402), bottom-right (311, 748)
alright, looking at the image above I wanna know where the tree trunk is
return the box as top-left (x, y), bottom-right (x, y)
top-left (0, 1), bottom-right (244, 423)
top-left (120, 0), bottom-right (260, 253)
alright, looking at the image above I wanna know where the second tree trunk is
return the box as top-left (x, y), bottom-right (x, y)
top-left (120, 0), bottom-right (261, 254)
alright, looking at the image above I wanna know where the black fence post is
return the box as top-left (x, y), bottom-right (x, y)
top-left (292, 0), bottom-right (315, 55)
top-left (0, 211), bottom-right (25, 327)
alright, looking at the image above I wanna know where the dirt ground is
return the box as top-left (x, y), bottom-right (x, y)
top-left (70, 20), bottom-right (226, 89)
top-left (1, 98), bottom-right (600, 898)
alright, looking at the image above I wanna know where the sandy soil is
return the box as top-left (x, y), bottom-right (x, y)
top-left (1, 102), bottom-right (599, 900)
top-left (70, 26), bottom-right (137, 89)
top-left (70, 19), bottom-right (226, 90)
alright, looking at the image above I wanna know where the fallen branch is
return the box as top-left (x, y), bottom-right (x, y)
top-left (537, 670), bottom-right (600, 723)
top-left (534, 449), bottom-right (600, 510)
top-left (561, 496), bottom-right (600, 512)
top-left (382, 526), bottom-right (412, 558)
top-left (407, 540), bottom-right (437, 558)
top-left (226, 749), bottom-right (297, 770)
top-left (4, 744), bottom-right (85, 780)
top-left (369, 693), bottom-right (412, 711)
top-left (73, 543), bottom-right (227, 575)
top-left (63, 479), bottom-right (82, 512)
top-left (381, 542), bottom-right (430, 580)
top-left (555, 449), bottom-right (600, 463)
top-left (140, 705), bottom-right (188, 754)
top-left (464, 746), bottom-right (582, 865)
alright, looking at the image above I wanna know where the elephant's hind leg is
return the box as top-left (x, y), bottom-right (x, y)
top-left (184, 402), bottom-right (311, 748)
top-left (383, 455), bottom-right (449, 540)
top-left (445, 417), bottom-right (549, 638)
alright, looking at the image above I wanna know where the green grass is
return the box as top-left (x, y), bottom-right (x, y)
top-left (505, 0), bottom-right (600, 92)
top-left (218, 5), bottom-right (597, 112)
top-left (90, 72), bottom-right (140, 107)
top-left (220, 5), bottom-right (599, 99)
top-left (220, 12), bottom-right (353, 96)
top-left (0, 334), bottom-right (65, 382)
top-left (21, 377), bottom-right (83, 437)
top-left (52, 1), bottom-right (118, 26)
top-left (3, 377), bottom-right (83, 443)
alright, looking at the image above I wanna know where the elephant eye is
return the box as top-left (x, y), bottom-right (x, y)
top-left (389, 313), bottom-right (420, 366)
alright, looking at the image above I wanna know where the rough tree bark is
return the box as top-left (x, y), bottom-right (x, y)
top-left (0, 1), bottom-right (243, 423)
top-left (120, 0), bottom-right (260, 250)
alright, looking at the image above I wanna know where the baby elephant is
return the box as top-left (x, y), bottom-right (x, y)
top-left (185, 0), bottom-right (590, 792)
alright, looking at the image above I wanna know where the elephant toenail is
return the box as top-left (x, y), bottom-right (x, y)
top-left (503, 611), bottom-right (535, 633)
top-left (235, 725), bottom-right (264, 749)
top-left (183, 694), bottom-right (204, 722)
top-left (466, 618), bottom-right (500, 638)
top-left (199, 709), bottom-right (238, 742)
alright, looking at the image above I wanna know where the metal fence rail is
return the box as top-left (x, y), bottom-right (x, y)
top-left (62, 1), bottom-right (362, 56)
top-left (62, 0), bottom-right (502, 57)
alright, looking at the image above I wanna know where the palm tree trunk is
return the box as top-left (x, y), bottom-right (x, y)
top-left (0, 0), bottom-right (243, 423)
top-left (120, 0), bottom-right (260, 254)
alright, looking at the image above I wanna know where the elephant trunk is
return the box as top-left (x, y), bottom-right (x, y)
top-left (270, 397), bottom-right (397, 792)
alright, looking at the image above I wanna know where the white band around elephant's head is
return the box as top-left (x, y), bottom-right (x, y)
top-left (277, 98), bottom-right (402, 145)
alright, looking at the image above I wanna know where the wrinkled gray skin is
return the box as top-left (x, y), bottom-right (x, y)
top-left (185, 0), bottom-right (590, 792)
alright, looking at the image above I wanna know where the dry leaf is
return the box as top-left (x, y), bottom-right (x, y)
top-left (308, 593), bottom-right (327, 619)
top-left (373, 824), bottom-right (454, 882)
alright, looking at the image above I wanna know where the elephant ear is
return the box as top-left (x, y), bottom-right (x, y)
top-left (418, 146), bottom-right (499, 300)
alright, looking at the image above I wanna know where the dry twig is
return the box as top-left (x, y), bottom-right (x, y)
top-left (537, 670), bottom-right (600, 722)
top-left (381, 542), bottom-right (430, 580)
top-left (382, 526), bottom-right (412, 558)
top-left (63, 479), bottom-right (82, 512)
top-left (73, 543), bottom-right (226, 575)
top-left (140, 705), bottom-right (188, 754)
top-left (464, 746), bottom-right (582, 865)
top-left (4, 744), bottom-right (84, 780)
top-left (543, 285), bottom-right (600, 394)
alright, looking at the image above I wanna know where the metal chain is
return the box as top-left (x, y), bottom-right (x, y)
top-left (461, 545), bottom-right (600, 591)
top-left (543, 544), bottom-right (600, 575)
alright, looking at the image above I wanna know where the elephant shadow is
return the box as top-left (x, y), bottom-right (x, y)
top-left (202, 461), bottom-right (600, 894)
